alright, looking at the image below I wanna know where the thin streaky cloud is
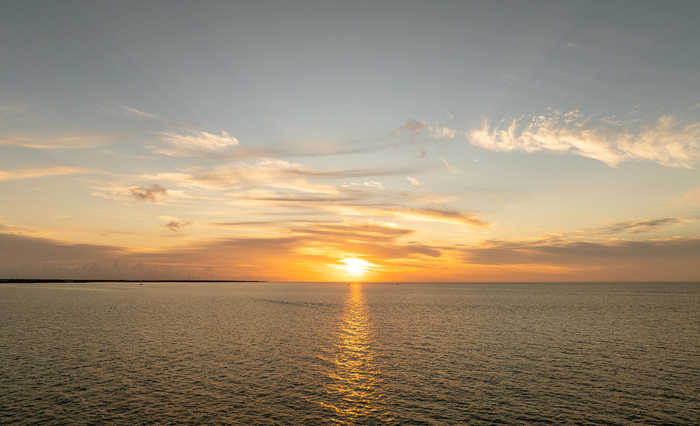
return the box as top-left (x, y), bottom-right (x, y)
top-left (120, 105), bottom-right (160, 120)
top-left (153, 130), bottom-right (240, 157)
top-left (143, 159), bottom-right (412, 190)
top-left (395, 119), bottom-right (457, 140)
top-left (330, 205), bottom-right (488, 227)
top-left (0, 166), bottom-right (91, 181)
top-left (0, 135), bottom-right (110, 149)
top-left (595, 217), bottom-right (690, 235)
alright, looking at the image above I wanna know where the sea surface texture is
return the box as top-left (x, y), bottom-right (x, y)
top-left (1, 282), bottom-right (698, 424)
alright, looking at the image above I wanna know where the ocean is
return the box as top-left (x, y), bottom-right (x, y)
top-left (1, 282), bottom-right (698, 424)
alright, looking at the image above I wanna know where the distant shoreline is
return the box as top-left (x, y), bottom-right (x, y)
top-left (1, 279), bottom-right (698, 284)
top-left (0, 279), bottom-right (265, 283)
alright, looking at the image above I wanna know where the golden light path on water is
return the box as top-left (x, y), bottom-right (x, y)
top-left (320, 283), bottom-right (385, 423)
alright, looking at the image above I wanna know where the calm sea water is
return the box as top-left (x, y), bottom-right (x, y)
top-left (1, 282), bottom-right (698, 424)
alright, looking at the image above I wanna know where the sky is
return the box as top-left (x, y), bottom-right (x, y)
top-left (1, 0), bottom-right (699, 281)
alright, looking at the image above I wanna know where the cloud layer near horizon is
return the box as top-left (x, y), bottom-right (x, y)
top-left (2, 216), bottom-right (698, 281)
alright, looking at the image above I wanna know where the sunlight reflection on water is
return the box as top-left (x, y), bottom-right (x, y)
top-left (321, 283), bottom-right (385, 423)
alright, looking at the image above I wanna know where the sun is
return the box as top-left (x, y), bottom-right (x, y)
top-left (341, 257), bottom-right (372, 277)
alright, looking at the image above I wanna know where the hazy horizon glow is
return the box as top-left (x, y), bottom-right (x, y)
top-left (1, 1), bottom-right (699, 282)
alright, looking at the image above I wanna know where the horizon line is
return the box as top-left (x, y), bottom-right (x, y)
top-left (2, 279), bottom-right (698, 284)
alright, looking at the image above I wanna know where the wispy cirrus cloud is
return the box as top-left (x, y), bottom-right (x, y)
top-left (469, 111), bottom-right (700, 168)
top-left (396, 119), bottom-right (457, 140)
top-left (329, 205), bottom-right (488, 227)
top-left (0, 135), bottom-right (110, 149)
top-left (144, 158), bottom-right (409, 192)
top-left (120, 105), bottom-right (159, 120)
top-left (594, 217), bottom-right (689, 235)
top-left (152, 130), bottom-right (239, 157)
top-left (0, 166), bottom-right (91, 181)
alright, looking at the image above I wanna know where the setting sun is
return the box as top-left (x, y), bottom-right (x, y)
top-left (341, 258), bottom-right (372, 277)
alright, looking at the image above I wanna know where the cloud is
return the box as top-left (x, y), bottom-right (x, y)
top-left (144, 158), bottom-right (410, 192)
top-left (397, 119), bottom-right (427, 135)
top-left (618, 116), bottom-right (700, 168)
top-left (0, 166), bottom-right (91, 181)
top-left (0, 135), bottom-right (109, 149)
top-left (595, 217), bottom-right (687, 235)
top-left (153, 130), bottom-right (239, 157)
top-left (4, 221), bottom-right (698, 281)
top-left (430, 126), bottom-right (457, 139)
top-left (128, 184), bottom-right (168, 201)
top-left (160, 216), bottom-right (192, 232)
top-left (120, 105), bottom-right (159, 120)
top-left (95, 184), bottom-right (169, 202)
top-left (462, 236), bottom-right (700, 268)
top-left (227, 189), bottom-right (355, 203)
top-left (469, 111), bottom-right (700, 168)
top-left (406, 176), bottom-right (421, 186)
top-left (290, 222), bottom-right (413, 241)
top-left (331, 206), bottom-right (488, 227)
top-left (440, 157), bottom-right (461, 174)
top-left (0, 231), bottom-right (127, 278)
top-left (290, 222), bottom-right (442, 259)
top-left (0, 221), bottom-right (441, 280)
top-left (396, 119), bottom-right (457, 140)
top-left (342, 180), bottom-right (384, 190)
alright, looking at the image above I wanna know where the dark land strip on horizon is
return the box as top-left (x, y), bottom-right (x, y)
top-left (0, 279), bottom-right (266, 283)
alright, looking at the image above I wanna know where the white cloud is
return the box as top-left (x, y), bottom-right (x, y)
top-left (342, 180), bottom-right (384, 190)
top-left (120, 105), bottom-right (159, 120)
top-left (144, 159), bottom-right (340, 195)
top-left (153, 130), bottom-right (239, 157)
top-left (469, 111), bottom-right (699, 168)
top-left (143, 158), bottom-right (404, 195)
top-left (396, 119), bottom-right (457, 140)
top-left (440, 157), bottom-right (462, 174)
top-left (406, 176), bottom-right (421, 186)
top-left (618, 116), bottom-right (700, 168)
top-left (429, 126), bottom-right (457, 139)
top-left (0, 166), bottom-right (91, 181)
